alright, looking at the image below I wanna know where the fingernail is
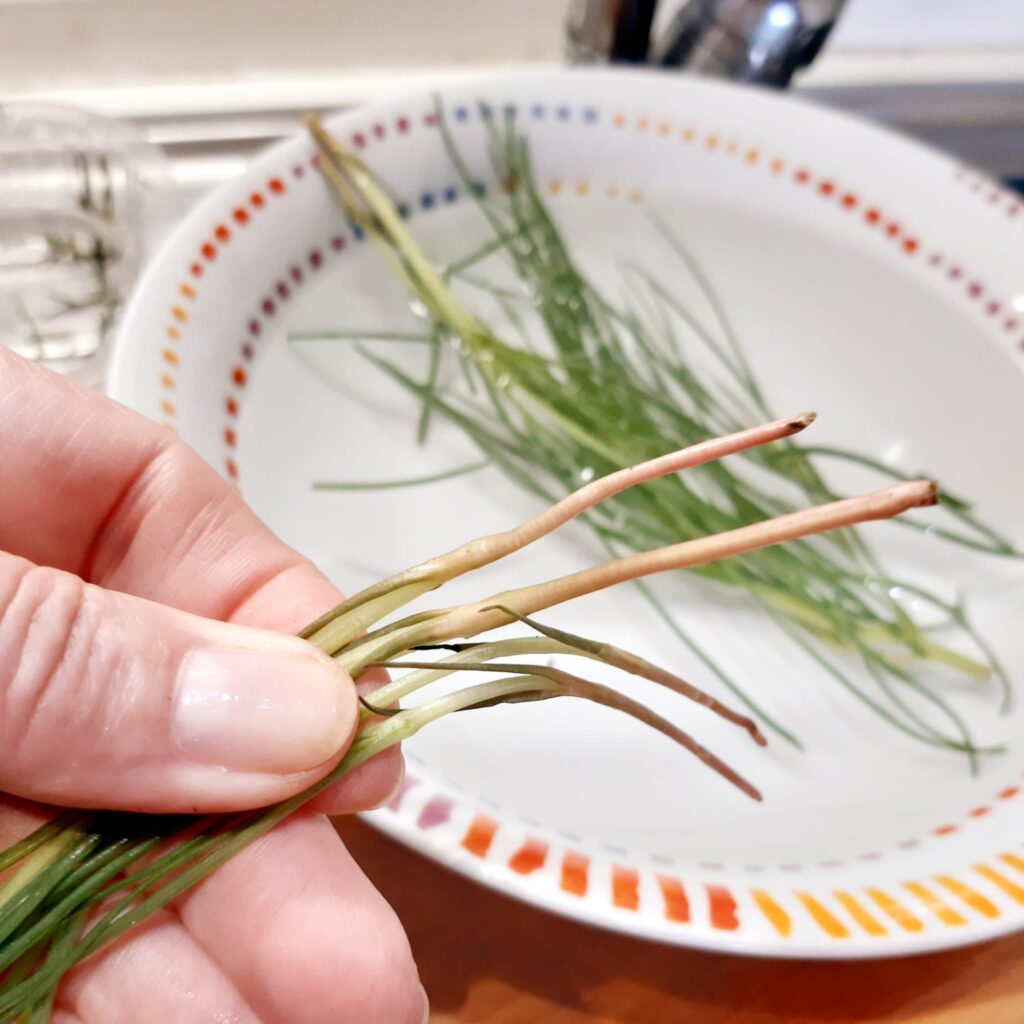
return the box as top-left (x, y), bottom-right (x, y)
top-left (174, 647), bottom-right (352, 773)
top-left (370, 754), bottom-right (407, 810)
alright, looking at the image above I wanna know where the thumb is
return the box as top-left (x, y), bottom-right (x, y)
top-left (0, 553), bottom-right (356, 813)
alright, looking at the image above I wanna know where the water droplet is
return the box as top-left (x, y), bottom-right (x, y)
top-left (577, 466), bottom-right (595, 483)
top-left (408, 298), bottom-right (429, 319)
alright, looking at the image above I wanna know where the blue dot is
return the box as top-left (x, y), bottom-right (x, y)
top-left (583, 107), bottom-right (598, 123)
top-left (503, 103), bottom-right (517, 120)
top-left (530, 103), bottom-right (545, 119)
top-left (420, 193), bottom-right (435, 209)
top-left (556, 106), bottom-right (570, 121)
top-left (352, 224), bottom-right (365, 241)
top-left (443, 186), bottom-right (458, 204)
top-left (397, 202), bottom-right (410, 220)
top-left (454, 106), bottom-right (469, 122)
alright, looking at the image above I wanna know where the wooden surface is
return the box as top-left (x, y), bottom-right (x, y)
top-left (336, 817), bottom-right (1024, 1024)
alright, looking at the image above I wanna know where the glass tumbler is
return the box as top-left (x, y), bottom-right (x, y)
top-left (0, 102), bottom-right (171, 384)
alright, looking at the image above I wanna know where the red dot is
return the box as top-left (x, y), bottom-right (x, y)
top-left (248, 319), bottom-right (261, 336)
top-left (864, 208), bottom-right (880, 224)
top-left (793, 169), bottom-right (810, 184)
top-left (226, 457), bottom-right (239, 480)
top-left (948, 265), bottom-right (963, 279)
top-left (928, 252), bottom-right (944, 266)
top-left (989, 190), bottom-right (1001, 204)
top-left (292, 163), bottom-right (306, 179)
top-left (986, 300), bottom-right (1001, 316)
top-left (276, 281), bottom-right (290, 300)
top-left (224, 427), bottom-right (237, 447)
top-left (818, 180), bottom-right (834, 196)
top-left (233, 207), bottom-right (250, 225)
top-left (1005, 318), bottom-right (1019, 332)
top-left (352, 132), bottom-right (366, 149)
top-left (372, 123), bottom-right (385, 139)
top-left (226, 396), bottom-right (239, 416)
top-left (423, 112), bottom-right (438, 127)
top-left (261, 298), bottom-right (276, 316)
top-left (215, 224), bottom-right (231, 242)
top-left (841, 193), bottom-right (857, 209)
top-left (968, 281), bottom-right (983, 298)
top-left (902, 238), bottom-right (918, 254)
top-left (190, 262), bottom-right (204, 277)
top-left (241, 342), bottom-right (255, 360)
top-left (396, 116), bottom-right (410, 133)
top-left (268, 178), bottom-right (285, 195)
top-left (1008, 204), bottom-right (1021, 218)
top-left (291, 265), bottom-right (303, 283)
top-left (232, 366), bottom-right (247, 387)
top-left (885, 222), bottom-right (900, 237)
top-left (330, 235), bottom-right (345, 251)
top-left (201, 242), bottom-right (217, 261)
top-left (309, 249), bottom-right (323, 268)
top-left (251, 192), bottom-right (265, 208)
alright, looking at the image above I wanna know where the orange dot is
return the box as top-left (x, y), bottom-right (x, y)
top-left (725, 141), bottom-right (738, 155)
top-left (865, 208), bottom-right (881, 224)
top-left (180, 283), bottom-right (197, 300)
top-left (160, 399), bottom-right (176, 416)
top-left (160, 373), bottom-right (175, 389)
top-left (613, 113), bottom-right (626, 128)
top-left (232, 366), bottom-right (247, 387)
top-left (214, 224), bottom-right (231, 243)
top-left (657, 120), bottom-right (671, 136)
top-left (201, 243), bottom-right (217, 261)
top-left (769, 158), bottom-right (785, 174)
top-left (628, 188), bottom-right (644, 204)
top-left (636, 117), bottom-right (649, 132)
top-left (162, 348), bottom-right (179, 366)
top-left (165, 326), bottom-right (180, 340)
top-left (903, 237), bottom-right (919, 254)
top-left (225, 457), bottom-right (239, 480)
top-left (171, 306), bottom-right (188, 323)
top-left (818, 181), bottom-right (835, 196)
top-left (605, 184), bottom-right (620, 198)
top-left (225, 396), bottom-right (239, 416)
top-left (681, 128), bottom-right (696, 143)
top-left (745, 148), bottom-right (760, 164)
top-left (268, 177), bottom-right (286, 194)
top-left (250, 192), bottom-right (265, 208)
top-left (574, 181), bottom-right (589, 197)
top-left (233, 207), bottom-right (250, 225)
top-left (885, 221), bottom-right (900, 237)
top-left (224, 427), bottom-right (237, 447)
top-left (794, 169), bottom-right (810, 184)
top-left (705, 134), bottom-right (719, 150)
top-left (547, 179), bottom-right (563, 195)
top-left (841, 192), bottom-right (858, 209)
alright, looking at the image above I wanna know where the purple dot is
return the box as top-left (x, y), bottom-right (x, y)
top-left (330, 235), bottom-right (345, 251)
top-left (948, 265), bottom-right (963, 279)
top-left (967, 281), bottom-right (983, 298)
top-left (241, 342), bottom-right (255, 360)
top-left (292, 164), bottom-right (306, 179)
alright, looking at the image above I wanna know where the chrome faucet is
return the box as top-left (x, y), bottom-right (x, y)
top-left (566, 0), bottom-right (848, 87)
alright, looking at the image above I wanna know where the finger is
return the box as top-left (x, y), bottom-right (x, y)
top-left (308, 744), bottom-right (403, 816)
top-left (58, 910), bottom-right (262, 1024)
top-left (179, 812), bottom-right (428, 1024)
top-left (0, 554), bottom-right (356, 812)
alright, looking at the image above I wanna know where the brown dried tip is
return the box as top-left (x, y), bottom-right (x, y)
top-left (787, 411), bottom-right (817, 432)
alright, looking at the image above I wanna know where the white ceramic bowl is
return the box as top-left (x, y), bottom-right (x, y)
top-left (110, 70), bottom-right (1024, 958)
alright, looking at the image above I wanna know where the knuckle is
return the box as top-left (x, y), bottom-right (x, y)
top-left (0, 563), bottom-right (110, 771)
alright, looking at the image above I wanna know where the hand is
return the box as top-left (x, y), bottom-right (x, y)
top-left (0, 350), bottom-right (427, 1024)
